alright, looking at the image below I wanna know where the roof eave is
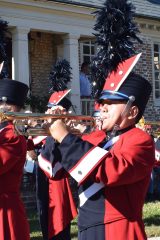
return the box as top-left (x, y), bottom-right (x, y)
top-left (47, 0), bottom-right (99, 9)
top-left (136, 13), bottom-right (160, 21)
top-left (48, 0), bottom-right (160, 20)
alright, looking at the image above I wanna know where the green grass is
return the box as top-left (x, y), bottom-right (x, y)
top-left (143, 201), bottom-right (160, 237)
top-left (28, 201), bottom-right (160, 239)
top-left (70, 218), bottom-right (78, 240)
top-left (27, 209), bottom-right (78, 240)
top-left (27, 209), bottom-right (42, 240)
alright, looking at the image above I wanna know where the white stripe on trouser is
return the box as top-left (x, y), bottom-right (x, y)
top-left (79, 182), bottom-right (105, 207)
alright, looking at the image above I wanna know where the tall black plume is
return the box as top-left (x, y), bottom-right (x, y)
top-left (0, 18), bottom-right (10, 78)
top-left (49, 59), bottom-right (72, 92)
top-left (91, 0), bottom-right (143, 98)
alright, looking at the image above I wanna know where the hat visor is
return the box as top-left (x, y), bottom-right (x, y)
top-left (98, 90), bottom-right (129, 103)
top-left (92, 111), bottom-right (100, 117)
top-left (47, 103), bottom-right (56, 108)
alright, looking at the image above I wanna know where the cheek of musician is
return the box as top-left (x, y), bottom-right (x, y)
top-left (100, 104), bottom-right (125, 131)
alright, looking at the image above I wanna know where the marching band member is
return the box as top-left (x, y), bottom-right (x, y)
top-left (32, 134), bottom-right (48, 239)
top-left (0, 79), bottom-right (30, 240)
top-left (46, 1), bottom-right (155, 239)
top-left (152, 135), bottom-right (160, 199)
top-left (38, 90), bottom-right (77, 240)
top-left (48, 56), bottom-right (155, 240)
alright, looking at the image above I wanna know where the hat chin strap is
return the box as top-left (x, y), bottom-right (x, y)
top-left (110, 96), bottom-right (135, 137)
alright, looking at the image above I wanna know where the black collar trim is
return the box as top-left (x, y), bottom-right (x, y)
top-left (0, 121), bottom-right (10, 130)
top-left (107, 125), bottom-right (135, 139)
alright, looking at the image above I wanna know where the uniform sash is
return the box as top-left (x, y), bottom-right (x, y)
top-left (79, 135), bottom-right (119, 207)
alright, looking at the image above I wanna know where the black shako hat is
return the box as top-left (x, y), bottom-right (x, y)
top-left (118, 72), bottom-right (152, 117)
top-left (99, 71), bottom-right (152, 118)
top-left (0, 79), bottom-right (29, 107)
top-left (47, 89), bottom-right (72, 111)
top-left (58, 97), bottom-right (72, 111)
top-left (98, 54), bottom-right (152, 119)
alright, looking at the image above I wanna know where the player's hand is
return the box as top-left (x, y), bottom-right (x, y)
top-left (49, 119), bottom-right (69, 143)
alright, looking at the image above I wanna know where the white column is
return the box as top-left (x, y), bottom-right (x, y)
top-left (63, 34), bottom-right (81, 114)
top-left (12, 27), bottom-right (30, 86)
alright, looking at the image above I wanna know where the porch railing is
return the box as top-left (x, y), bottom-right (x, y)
top-left (80, 98), bottom-right (95, 116)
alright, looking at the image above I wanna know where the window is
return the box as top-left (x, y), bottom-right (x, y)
top-left (79, 40), bottom-right (96, 66)
top-left (79, 40), bottom-right (96, 115)
top-left (153, 43), bottom-right (160, 102)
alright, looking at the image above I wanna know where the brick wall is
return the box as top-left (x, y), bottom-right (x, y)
top-left (29, 32), bottom-right (57, 98)
top-left (134, 36), bottom-right (160, 121)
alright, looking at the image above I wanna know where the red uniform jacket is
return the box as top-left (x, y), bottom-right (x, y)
top-left (58, 127), bottom-right (155, 240)
top-left (155, 137), bottom-right (160, 167)
top-left (0, 122), bottom-right (30, 240)
top-left (48, 170), bottom-right (77, 238)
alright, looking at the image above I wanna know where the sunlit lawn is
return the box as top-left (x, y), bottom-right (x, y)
top-left (143, 201), bottom-right (160, 238)
top-left (28, 209), bottom-right (78, 240)
top-left (28, 200), bottom-right (160, 240)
